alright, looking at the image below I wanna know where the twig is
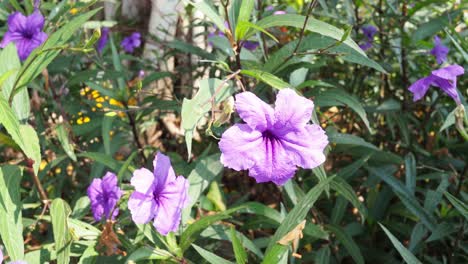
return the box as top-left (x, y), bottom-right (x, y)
top-left (125, 104), bottom-right (148, 164)
top-left (283, 0), bottom-right (318, 64)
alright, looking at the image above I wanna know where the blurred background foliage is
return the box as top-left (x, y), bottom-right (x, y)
top-left (0, 0), bottom-right (467, 263)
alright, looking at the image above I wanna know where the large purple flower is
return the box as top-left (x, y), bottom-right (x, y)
top-left (128, 152), bottom-right (190, 235)
top-left (0, 10), bottom-right (48, 61)
top-left (359, 25), bottom-right (377, 51)
top-left (430, 36), bottom-right (449, 64)
top-left (87, 172), bottom-right (123, 221)
top-left (121, 32), bottom-right (141, 53)
top-left (409, 64), bottom-right (464, 104)
top-left (219, 89), bottom-right (328, 185)
top-left (96, 27), bottom-right (110, 53)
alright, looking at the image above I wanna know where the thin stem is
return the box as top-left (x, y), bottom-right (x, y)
top-left (283, 0), bottom-right (318, 64)
top-left (125, 105), bottom-right (148, 164)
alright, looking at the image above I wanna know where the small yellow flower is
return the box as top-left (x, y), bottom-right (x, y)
top-left (69, 8), bottom-right (79, 15)
top-left (96, 103), bottom-right (103, 108)
top-left (109, 98), bottom-right (124, 107)
top-left (128, 97), bottom-right (137, 106)
top-left (55, 167), bottom-right (62, 174)
top-left (96, 97), bottom-right (105, 103)
top-left (39, 160), bottom-right (48, 171)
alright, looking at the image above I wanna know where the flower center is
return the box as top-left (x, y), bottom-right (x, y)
top-left (262, 130), bottom-right (277, 140)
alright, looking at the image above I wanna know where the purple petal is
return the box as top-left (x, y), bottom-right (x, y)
top-left (128, 192), bottom-right (157, 224)
top-left (273, 88), bottom-right (314, 133)
top-left (430, 37), bottom-right (449, 64)
top-left (408, 76), bottom-right (433, 102)
top-left (25, 10), bottom-right (45, 33)
top-left (248, 136), bottom-right (297, 185)
top-left (219, 124), bottom-right (263, 171)
top-left (131, 168), bottom-right (156, 195)
top-left (279, 124), bottom-right (328, 168)
top-left (7, 12), bottom-right (27, 33)
top-left (153, 175), bottom-right (189, 235)
top-left (431, 64), bottom-right (464, 79)
top-left (242, 41), bottom-right (259, 51)
top-left (359, 41), bottom-right (372, 51)
top-left (0, 32), bottom-right (22, 48)
top-left (97, 27), bottom-right (110, 53)
top-left (87, 178), bottom-right (105, 221)
top-left (235, 91), bottom-right (274, 131)
top-left (431, 76), bottom-right (460, 104)
top-left (153, 152), bottom-right (176, 194)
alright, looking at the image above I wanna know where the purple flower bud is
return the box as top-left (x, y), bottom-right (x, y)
top-left (430, 36), bottom-right (449, 64)
top-left (97, 27), bottom-right (110, 53)
top-left (273, 10), bottom-right (287, 15)
top-left (219, 89), bottom-right (328, 185)
top-left (0, 10), bottom-right (48, 61)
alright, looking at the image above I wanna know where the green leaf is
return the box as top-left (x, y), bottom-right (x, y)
top-left (0, 98), bottom-right (41, 174)
top-left (241, 69), bottom-right (291, 89)
top-left (230, 227), bottom-right (247, 264)
top-left (411, 10), bottom-right (461, 42)
top-left (326, 224), bottom-right (364, 264)
top-left (264, 34), bottom-right (385, 73)
top-left (236, 21), bottom-right (278, 43)
top-left (262, 176), bottom-right (335, 262)
top-left (192, 244), bottom-right (234, 264)
top-left (368, 166), bottom-right (437, 230)
top-left (237, 0), bottom-right (254, 24)
top-left (19, 124), bottom-right (41, 175)
top-left (180, 213), bottom-right (231, 252)
top-left (439, 108), bottom-right (456, 132)
top-left (444, 192), bottom-right (468, 220)
top-left (0, 43), bottom-right (29, 120)
top-left (71, 196), bottom-right (91, 219)
top-left (379, 223), bottom-right (423, 264)
top-left (0, 165), bottom-right (24, 261)
top-left (56, 124), bottom-right (77, 162)
top-left (207, 181), bottom-right (226, 211)
top-left (330, 177), bottom-right (368, 222)
top-left (182, 154), bottom-right (224, 222)
top-left (315, 246), bottom-right (331, 264)
top-left (167, 39), bottom-right (216, 60)
top-left (405, 153), bottom-right (416, 195)
top-left (314, 88), bottom-right (374, 133)
top-left (50, 198), bottom-right (72, 264)
top-left (77, 152), bottom-right (122, 173)
top-left (328, 130), bottom-right (378, 150)
top-left (126, 246), bottom-right (173, 262)
top-left (189, 1), bottom-right (227, 32)
top-left (201, 225), bottom-right (264, 258)
top-left (77, 242), bottom-right (99, 264)
top-left (181, 78), bottom-right (235, 158)
top-left (14, 9), bottom-right (101, 93)
top-left (101, 116), bottom-right (114, 155)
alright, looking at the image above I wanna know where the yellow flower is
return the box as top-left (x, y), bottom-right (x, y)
top-left (69, 8), bottom-right (79, 15)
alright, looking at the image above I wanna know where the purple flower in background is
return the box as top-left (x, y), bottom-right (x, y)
top-left (265, 5), bottom-right (274, 11)
top-left (87, 172), bottom-right (123, 221)
top-left (121, 32), bottom-right (141, 53)
top-left (273, 10), bottom-right (287, 15)
top-left (409, 64), bottom-right (464, 104)
top-left (0, 10), bottom-right (47, 61)
top-left (219, 89), bottom-right (328, 185)
top-left (242, 40), bottom-right (259, 51)
top-left (96, 27), bottom-right (110, 53)
top-left (359, 25), bottom-right (377, 51)
top-left (128, 152), bottom-right (189, 235)
top-left (430, 36), bottom-right (449, 64)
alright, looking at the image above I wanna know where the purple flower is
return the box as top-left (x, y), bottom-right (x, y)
top-left (121, 32), bottom-right (141, 53)
top-left (0, 10), bottom-right (47, 61)
top-left (128, 152), bottom-right (190, 235)
top-left (273, 10), bottom-right (287, 15)
top-left (96, 27), bottom-right (110, 53)
top-left (430, 36), bottom-right (449, 64)
top-left (87, 172), bottom-right (123, 221)
top-left (265, 6), bottom-right (274, 11)
top-left (242, 40), bottom-right (259, 51)
top-left (409, 64), bottom-right (464, 104)
top-left (359, 25), bottom-right (377, 51)
top-left (219, 89), bottom-right (328, 185)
